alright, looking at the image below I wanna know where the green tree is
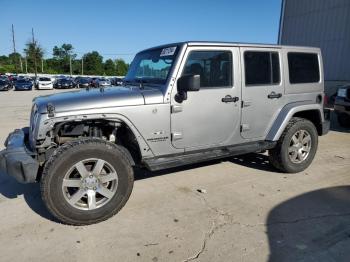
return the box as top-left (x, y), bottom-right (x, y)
top-left (104, 59), bottom-right (115, 75)
top-left (115, 59), bottom-right (129, 76)
top-left (0, 55), bottom-right (16, 74)
top-left (8, 52), bottom-right (22, 73)
top-left (24, 41), bottom-right (44, 73)
top-left (0, 55), bottom-right (9, 67)
top-left (83, 51), bottom-right (103, 75)
top-left (53, 43), bottom-right (76, 59)
top-left (52, 43), bottom-right (77, 74)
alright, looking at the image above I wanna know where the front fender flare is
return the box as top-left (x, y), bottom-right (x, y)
top-left (37, 113), bottom-right (154, 158)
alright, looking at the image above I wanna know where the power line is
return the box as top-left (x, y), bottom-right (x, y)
top-left (74, 51), bottom-right (135, 56)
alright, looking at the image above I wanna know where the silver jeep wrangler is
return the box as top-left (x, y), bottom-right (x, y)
top-left (0, 42), bottom-right (330, 225)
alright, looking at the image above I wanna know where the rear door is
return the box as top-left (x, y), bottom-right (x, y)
top-left (240, 47), bottom-right (285, 139)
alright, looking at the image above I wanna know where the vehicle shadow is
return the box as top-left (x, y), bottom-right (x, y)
top-left (228, 153), bottom-right (280, 173)
top-left (0, 170), bottom-right (55, 221)
top-left (267, 186), bottom-right (350, 262)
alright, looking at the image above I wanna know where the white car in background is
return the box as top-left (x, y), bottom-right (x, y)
top-left (97, 78), bottom-right (111, 87)
top-left (36, 77), bottom-right (53, 90)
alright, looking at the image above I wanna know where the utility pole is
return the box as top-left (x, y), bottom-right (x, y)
top-left (81, 57), bottom-right (84, 75)
top-left (11, 24), bottom-right (17, 74)
top-left (20, 57), bottom-right (23, 72)
top-left (70, 56), bottom-right (72, 76)
top-left (41, 59), bottom-right (44, 73)
top-left (31, 28), bottom-right (38, 78)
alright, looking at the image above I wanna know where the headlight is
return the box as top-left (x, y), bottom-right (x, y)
top-left (337, 88), bottom-right (347, 98)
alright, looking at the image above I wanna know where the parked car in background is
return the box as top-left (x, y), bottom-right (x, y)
top-left (14, 78), bottom-right (33, 91)
top-left (36, 77), bottom-right (54, 90)
top-left (96, 78), bottom-right (111, 87)
top-left (0, 79), bottom-right (12, 91)
top-left (334, 84), bottom-right (350, 127)
top-left (75, 77), bottom-right (91, 88)
top-left (90, 77), bottom-right (98, 87)
top-left (110, 77), bottom-right (124, 86)
top-left (54, 78), bottom-right (75, 89)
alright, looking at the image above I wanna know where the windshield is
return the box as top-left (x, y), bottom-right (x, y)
top-left (124, 46), bottom-right (179, 86)
top-left (17, 79), bottom-right (29, 83)
top-left (39, 77), bottom-right (51, 81)
top-left (80, 78), bottom-right (91, 83)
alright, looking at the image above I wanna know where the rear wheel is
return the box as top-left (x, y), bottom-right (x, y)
top-left (41, 138), bottom-right (134, 225)
top-left (269, 117), bottom-right (318, 173)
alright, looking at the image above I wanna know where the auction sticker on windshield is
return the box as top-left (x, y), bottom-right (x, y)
top-left (160, 46), bottom-right (177, 57)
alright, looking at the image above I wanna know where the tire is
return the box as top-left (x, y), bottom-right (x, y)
top-left (269, 117), bottom-right (318, 173)
top-left (41, 138), bottom-right (134, 225)
top-left (337, 114), bottom-right (350, 128)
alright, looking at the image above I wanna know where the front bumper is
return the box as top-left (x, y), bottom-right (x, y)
top-left (0, 128), bottom-right (39, 183)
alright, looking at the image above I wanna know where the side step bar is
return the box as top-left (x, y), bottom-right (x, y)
top-left (143, 141), bottom-right (276, 171)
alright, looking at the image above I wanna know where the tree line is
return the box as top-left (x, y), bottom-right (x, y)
top-left (0, 42), bottom-right (129, 76)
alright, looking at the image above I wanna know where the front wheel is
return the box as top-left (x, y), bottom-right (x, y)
top-left (41, 138), bottom-right (134, 225)
top-left (269, 117), bottom-right (318, 173)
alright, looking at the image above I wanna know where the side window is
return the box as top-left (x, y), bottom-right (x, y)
top-left (182, 51), bottom-right (232, 88)
top-left (288, 52), bottom-right (320, 84)
top-left (244, 51), bottom-right (280, 86)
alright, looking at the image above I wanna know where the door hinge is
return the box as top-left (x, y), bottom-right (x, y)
top-left (240, 124), bottom-right (250, 132)
top-left (172, 132), bottom-right (183, 141)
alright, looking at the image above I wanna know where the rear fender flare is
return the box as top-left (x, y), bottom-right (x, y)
top-left (266, 102), bottom-right (324, 141)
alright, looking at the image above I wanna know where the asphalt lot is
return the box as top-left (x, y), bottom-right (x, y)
top-left (0, 89), bottom-right (349, 262)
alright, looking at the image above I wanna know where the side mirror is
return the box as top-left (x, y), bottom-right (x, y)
top-left (175, 74), bottom-right (200, 103)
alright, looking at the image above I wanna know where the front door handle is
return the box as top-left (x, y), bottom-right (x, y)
top-left (268, 92), bottom-right (282, 99)
top-left (222, 95), bottom-right (239, 103)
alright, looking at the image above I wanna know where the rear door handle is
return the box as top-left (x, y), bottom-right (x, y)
top-left (222, 95), bottom-right (239, 103)
top-left (268, 92), bottom-right (282, 99)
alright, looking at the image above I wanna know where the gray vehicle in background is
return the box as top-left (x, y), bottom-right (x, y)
top-left (0, 42), bottom-right (330, 225)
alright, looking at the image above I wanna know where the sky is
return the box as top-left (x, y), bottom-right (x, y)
top-left (0, 0), bottom-right (282, 62)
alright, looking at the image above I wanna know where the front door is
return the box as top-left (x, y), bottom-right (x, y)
top-left (170, 46), bottom-right (241, 150)
top-left (240, 47), bottom-right (285, 139)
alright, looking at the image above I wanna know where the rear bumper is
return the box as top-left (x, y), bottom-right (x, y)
top-left (0, 128), bottom-right (39, 183)
top-left (321, 108), bottom-right (331, 135)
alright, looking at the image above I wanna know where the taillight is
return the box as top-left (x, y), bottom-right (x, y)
top-left (324, 95), bottom-right (329, 107)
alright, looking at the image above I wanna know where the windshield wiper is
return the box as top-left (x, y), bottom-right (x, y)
top-left (123, 78), bottom-right (163, 89)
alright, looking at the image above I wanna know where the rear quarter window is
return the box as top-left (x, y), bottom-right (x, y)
top-left (288, 52), bottom-right (320, 84)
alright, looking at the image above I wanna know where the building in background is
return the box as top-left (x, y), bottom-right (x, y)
top-left (279, 0), bottom-right (350, 95)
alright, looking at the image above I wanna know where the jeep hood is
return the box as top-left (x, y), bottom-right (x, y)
top-left (34, 86), bottom-right (164, 114)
